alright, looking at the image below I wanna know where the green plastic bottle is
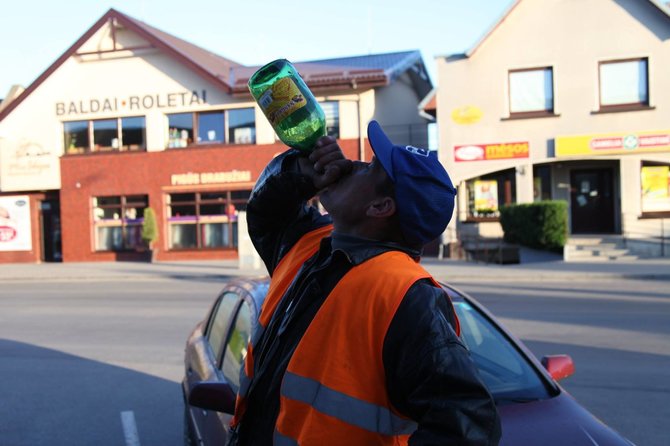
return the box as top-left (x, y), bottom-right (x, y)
top-left (248, 59), bottom-right (326, 152)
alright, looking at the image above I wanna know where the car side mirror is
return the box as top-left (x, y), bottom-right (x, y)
top-left (188, 381), bottom-right (236, 414)
top-left (541, 354), bottom-right (575, 382)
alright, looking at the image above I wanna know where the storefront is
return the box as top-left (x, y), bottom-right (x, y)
top-left (0, 8), bottom-right (432, 263)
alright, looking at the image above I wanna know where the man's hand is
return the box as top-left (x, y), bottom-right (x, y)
top-left (298, 136), bottom-right (353, 190)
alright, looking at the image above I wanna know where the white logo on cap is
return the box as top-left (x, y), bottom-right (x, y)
top-left (404, 145), bottom-right (429, 157)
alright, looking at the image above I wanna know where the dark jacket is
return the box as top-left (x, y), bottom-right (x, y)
top-left (237, 149), bottom-right (501, 445)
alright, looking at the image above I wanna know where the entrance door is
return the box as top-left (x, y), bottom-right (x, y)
top-left (570, 168), bottom-right (615, 234)
top-left (40, 200), bottom-right (62, 262)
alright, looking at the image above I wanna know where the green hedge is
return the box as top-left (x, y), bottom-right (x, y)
top-left (499, 201), bottom-right (567, 252)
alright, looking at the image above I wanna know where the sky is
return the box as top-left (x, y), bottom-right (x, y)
top-left (0, 0), bottom-right (515, 97)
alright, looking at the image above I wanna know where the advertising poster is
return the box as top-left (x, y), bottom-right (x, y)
top-left (641, 166), bottom-right (670, 212)
top-left (474, 180), bottom-right (498, 213)
top-left (0, 195), bottom-right (32, 251)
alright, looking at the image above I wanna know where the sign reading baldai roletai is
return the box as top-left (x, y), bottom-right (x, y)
top-left (55, 90), bottom-right (207, 116)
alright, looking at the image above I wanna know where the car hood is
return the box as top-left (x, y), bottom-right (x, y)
top-left (498, 392), bottom-right (634, 446)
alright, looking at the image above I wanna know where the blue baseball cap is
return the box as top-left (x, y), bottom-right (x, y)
top-left (367, 120), bottom-right (456, 247)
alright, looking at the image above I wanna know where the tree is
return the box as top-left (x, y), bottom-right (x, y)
top-left (141, 207), bottom-right (159, 261)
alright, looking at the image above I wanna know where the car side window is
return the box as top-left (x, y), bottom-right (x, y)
top-left (206, 292), bottom-right (239, 360)
top-left (220, 301), bottom-right (252, 394)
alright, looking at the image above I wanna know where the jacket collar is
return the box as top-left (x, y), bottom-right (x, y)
top-left (329, 231), bottom-right (421, 266)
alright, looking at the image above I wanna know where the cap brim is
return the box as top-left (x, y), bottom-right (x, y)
top-left (367, 120), bottom-right (395, 181)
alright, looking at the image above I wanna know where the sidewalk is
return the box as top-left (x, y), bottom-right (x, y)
top-left (1, 255), bottom-right (669, 283)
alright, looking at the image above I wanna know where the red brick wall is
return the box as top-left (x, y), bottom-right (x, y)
top-left (0, 192), bottom-right (46, 263)
top-left (60, 139), bottom-right (365, 262)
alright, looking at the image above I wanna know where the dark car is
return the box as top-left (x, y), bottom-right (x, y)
top-left (182, 277), bottom-right (635, 446)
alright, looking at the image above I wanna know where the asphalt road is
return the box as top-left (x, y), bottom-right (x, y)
top-left (0, 276), bottom-right (668, 446)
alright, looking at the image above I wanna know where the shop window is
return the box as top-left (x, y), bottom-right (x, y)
top-left (93, 195), bottom-right (148, 251)
top-left (167, 190), bottom-right (250, 250)
top-left (64, 121), bottom-right (89, 154)
top-left (533, 165), bottom-right (552, 201)
top-left (64, 117), bottom-right (146, 154)
top-left (167, 108), bottom-right (256, 148)
top-left (641, 162), bottom-right (670, 217)
top-left (466, 169), bottom-right (516, 220)
top-left (508, 67), bottom-right (554, 118)
top-left (599, 58), bottom-right (649, 111)
top-left (322, 101), bottom-right (340, 139)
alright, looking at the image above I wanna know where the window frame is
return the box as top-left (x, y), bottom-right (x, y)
top-left (166, 107), bottom-right (256, 149)
top-left (63, 116), bottom-right (147, 155)
top-left (166, 189), bottom-right (250, 250)
top-left (506, 66), bottom-right (556, 120)
top-left (92, 194), bottom-right (148, 252)
top-left (597, 57), bottom-right (651, 113)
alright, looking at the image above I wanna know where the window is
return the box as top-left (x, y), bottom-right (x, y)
top-left (641, 162), bottom-right (670, 216)
top-left (93, 119), bottom-right (118, 151)
top-left (599, 58), bottom-right (649, 110)
top-left (466, 169), bottom-right (516, 220)
top-left (167, 108), bottom-right (256, 148)
top-left (167, 190), bottom-right (251, 250)
top-left (453, 299), bottom-right (551, 401)
top-left (198, 111), bottom-right (224, 143)
top-left (322, 101), bottom-right (340, 139)
top-left (508, 67), bottom-right (554, 117)
top-left (64, 121), bottom-right (89, 154)
top-left (228, 108), bottom-right (256, 144)
top-left (221, 301), bottom-right (252, 393)
top-left (167, 113), bottom-right (194, 148)
top-left (206, 292), bottom-right (240, 360)
top-left (64, 117), bottom-right (146, 154)
top-left (93, 195), bottom-right (148, 251)
top-left (533, 165), bottom-right (552, 202)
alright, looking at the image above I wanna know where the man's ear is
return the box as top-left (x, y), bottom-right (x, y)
top-left (366, 197), bottom-right (396, 218)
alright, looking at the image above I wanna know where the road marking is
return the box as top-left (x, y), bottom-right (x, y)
top-left (121, 410), bottom-right (141, 446)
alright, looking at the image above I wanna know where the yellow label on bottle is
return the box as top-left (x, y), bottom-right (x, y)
top-left (259, 77), bottom-right (306, 126)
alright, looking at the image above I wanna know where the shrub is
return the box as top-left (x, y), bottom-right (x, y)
top-left (141, 207), bottom-right (158, 249)
top-left (499, 201), bottom-right (567, 252)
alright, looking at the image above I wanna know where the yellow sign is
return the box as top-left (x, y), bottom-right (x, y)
top-left (556, 131), bottom-right (670, 157)
top-left (451, 106), bottom-right (483, 125)
top-left (474, 180), bottom-right (498, 213)
top-left (641, 166), bottom-right (670, 212)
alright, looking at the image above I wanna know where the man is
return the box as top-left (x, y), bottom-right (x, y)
top-left (230, 121), bottom-right (501, 445)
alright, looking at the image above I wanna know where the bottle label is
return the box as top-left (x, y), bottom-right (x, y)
top-left (259, 77), bottom-right (307, 126)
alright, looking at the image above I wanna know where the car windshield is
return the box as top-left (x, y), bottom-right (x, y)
top-left (452, 298), bottom-right (554, 403)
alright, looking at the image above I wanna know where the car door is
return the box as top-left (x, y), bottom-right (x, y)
top-left (193, 290), bottom-right (242, 445)
top-left (197, 288), bottom-right (256, 446)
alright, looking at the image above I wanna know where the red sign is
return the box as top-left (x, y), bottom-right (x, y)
top-left (0, 226), bottom-right (17, 242)
top-left (454, 142), bottom-right (529, 162)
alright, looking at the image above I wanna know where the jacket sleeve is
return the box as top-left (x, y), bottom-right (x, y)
top-left (383, 281), bottom-right (502, 446)
top-left (246, 149), bottom-right (332, 276)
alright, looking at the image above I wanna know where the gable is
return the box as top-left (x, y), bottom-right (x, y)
top-left (465, 0), bottom-right (670, 59)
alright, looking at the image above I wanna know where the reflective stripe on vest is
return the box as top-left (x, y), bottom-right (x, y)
top-left (231, 225), bottom-right (333, 428)
top-left (281, 371), bottom-right (417, 435)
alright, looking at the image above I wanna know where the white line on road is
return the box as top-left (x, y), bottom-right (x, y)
top-left (121, 410), bottom-right (141, 446)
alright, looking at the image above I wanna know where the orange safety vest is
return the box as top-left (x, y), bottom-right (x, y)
top-left (233, 226), bottom-right (460, 446)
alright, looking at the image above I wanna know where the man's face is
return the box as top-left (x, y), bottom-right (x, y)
top-left (319, 157), bottom-right (392, 228)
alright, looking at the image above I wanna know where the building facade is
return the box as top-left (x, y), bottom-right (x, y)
top-left (0, 9), bottom-right (432, 263)
top-left (435, 0), bottom-right (670, 257)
